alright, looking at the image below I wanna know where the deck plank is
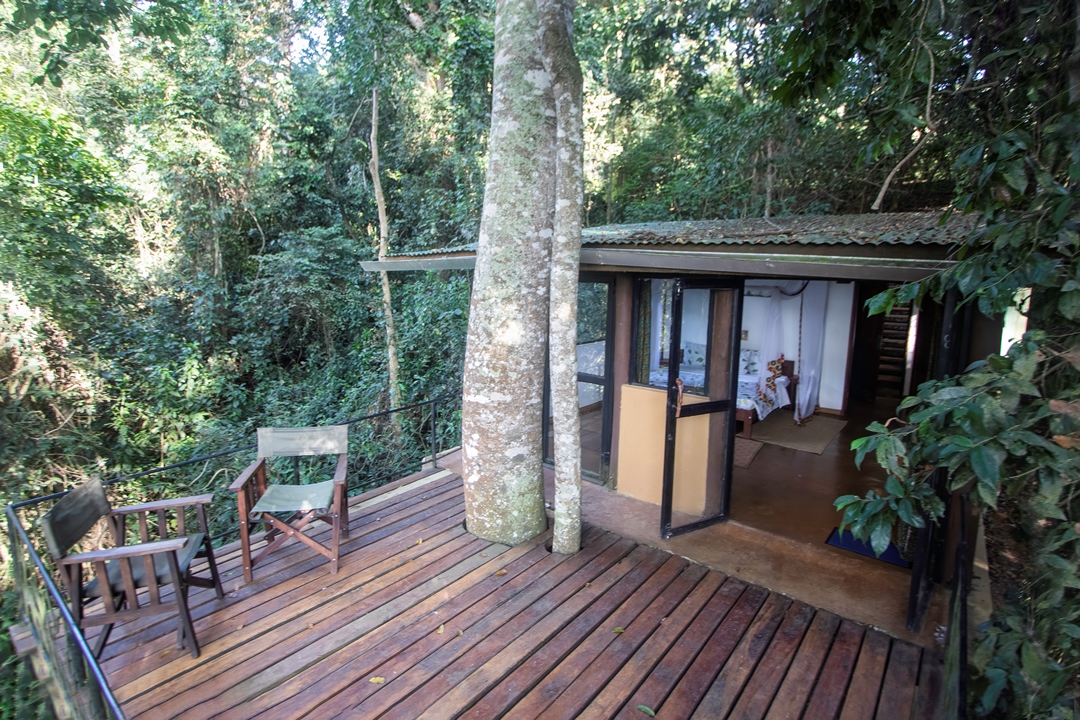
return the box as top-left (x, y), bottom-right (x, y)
top-left (727, 601), bottom-right (817, 720)
top-left (365, 541), bottom-right (655, 719)
top-left (801, 619), bottom-right (866, 720)
top-left (88, 471), bottom-right (932, 720)
top-left (874, 638), bottom-right (921, 720)
top-left (241, 529), bottom-right (586, 720)
top-left (577, 570), bottom-right (726, 720)
top-left (444, 548), bottom-right (677, 720)
top-left (100, 472), bottom-right (465, 664)
top-left (331, 533), bottom-right (637, 720)
top-left (529, 562), bottom-right (710, 720)
top-left (613, 577), bottom-right (749, 719)
top-left (102, 477), bottom-right (467, 679)
top-left (690, 592), bottom-right (793, 719)
top-left (654, 583), bottom-right (770, 718)
top-left (837, 628), bottom-right (892, 720)
top-left (763, 610), bottom-right (841, 720)
top-left (496, 555), bottom-right (695, 719)
top-left (123, 528), bottom-right (485, 717)
top-left (910, 649), bottom-right (944, 720)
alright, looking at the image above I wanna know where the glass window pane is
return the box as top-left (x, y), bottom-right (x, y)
top-left (633, 279), bottom-right (709, 395)
top-left (577, 282), bottom-right (608, 373)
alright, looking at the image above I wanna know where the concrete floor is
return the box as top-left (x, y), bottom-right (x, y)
top-left (444, 403), bottom-right (948, 647)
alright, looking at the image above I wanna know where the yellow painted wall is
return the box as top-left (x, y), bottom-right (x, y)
top-left (615, 384), bottom-right (712, 516)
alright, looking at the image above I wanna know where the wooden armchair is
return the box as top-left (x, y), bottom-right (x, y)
top-left (230, 426), bottom-right (349, 584)
top-left (39, 477), bottom-right (224, 659)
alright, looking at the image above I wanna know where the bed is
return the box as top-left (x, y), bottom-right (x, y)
top-left (645, 347), bottom-right (794, 439)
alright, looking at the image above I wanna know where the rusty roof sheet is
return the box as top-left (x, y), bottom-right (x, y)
top-left (383, 212), bottom-right (977, 260)
top-left (581, 211), bottom-right (975, 248)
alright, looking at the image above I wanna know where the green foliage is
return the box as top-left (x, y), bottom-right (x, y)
top-left (5, 0), bottom-right (190, 86)
top-left (781, 0), bottom-right (1080, 714)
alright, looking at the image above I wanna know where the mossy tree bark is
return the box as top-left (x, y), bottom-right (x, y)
top-left (540, 0), bottom-right (584, 556)
top-left (461, 0), bottom-right (556, 545)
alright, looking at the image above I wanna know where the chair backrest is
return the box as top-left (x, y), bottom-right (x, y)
top-left (39, 477), bottom-right (112, 560)
top-left (257, 426), bottom-right (348, 458)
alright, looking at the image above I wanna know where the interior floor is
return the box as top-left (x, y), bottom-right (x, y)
top-left (730, 400), bottom-right (890, 548)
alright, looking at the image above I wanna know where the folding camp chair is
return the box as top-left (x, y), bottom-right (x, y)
top-left (230, 426), bottom-right (349, 583)
top-left (39, 477), bottom-right (224, 659)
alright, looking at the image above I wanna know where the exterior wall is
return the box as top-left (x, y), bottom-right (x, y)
top-left (614, 384), bottom-right (713, 516)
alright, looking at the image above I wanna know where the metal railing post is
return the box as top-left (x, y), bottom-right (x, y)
top-left (430, 397), bottom-right (439, 468)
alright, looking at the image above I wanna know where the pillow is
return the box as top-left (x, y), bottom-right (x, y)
top-left (683, 341), bottom-right (707, 367)
top-left (739, 349), bottom-right (760, 376)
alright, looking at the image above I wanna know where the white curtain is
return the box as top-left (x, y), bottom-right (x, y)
top-left (757, 288), bottom-right (784, 391)
top-left (649, 279), bottom-right (663, 372)
top-left (796, 281), bottom-right (828, 422)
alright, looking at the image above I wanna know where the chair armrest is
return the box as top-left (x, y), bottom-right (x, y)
top-left (332, 453), bottom-right (348, 485)
top-left (59, 537), bottom-right (188, 565)
top-left (229, 458), bottom-right (266, 493)
top-left (110, 494), bottom-right (215, 516)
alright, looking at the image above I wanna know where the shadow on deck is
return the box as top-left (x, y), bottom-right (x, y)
top-left (97, 468), bottom-right (942, 719)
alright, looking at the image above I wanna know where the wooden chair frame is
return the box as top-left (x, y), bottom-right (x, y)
top-left (41, 479), bottom-right (224, 659)
top-left (230, 427), bottom-right (349, 584)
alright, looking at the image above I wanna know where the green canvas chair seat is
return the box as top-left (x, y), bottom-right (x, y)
top-left (250, 481), bottom-right (336, 515)
top-left (83, 533), bottom-right (206, 599)
top-left (230, 426), bottom-right (349, 583)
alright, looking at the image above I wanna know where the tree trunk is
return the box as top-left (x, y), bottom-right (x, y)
top-left (539, 0), bottom-right (584, 555)
top-left (461, 0), bottom-right (555, 545)
top-left (369, 84), bottom-right (404, 421)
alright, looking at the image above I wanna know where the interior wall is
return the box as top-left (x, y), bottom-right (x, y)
top-left (819, 282), bottom-right (856, 411)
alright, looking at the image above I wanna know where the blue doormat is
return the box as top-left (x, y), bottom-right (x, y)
top-left (825, 528), bottom-right (912, 569)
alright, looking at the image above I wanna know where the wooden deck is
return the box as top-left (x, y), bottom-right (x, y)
top-left (94, 468), bottom-right (943, 719)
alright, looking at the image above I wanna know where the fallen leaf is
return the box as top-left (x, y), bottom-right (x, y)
top-left (584, 582), bottom-right (591, 588)
top-left (237, 624), bottom-right (244, 631)
top-left (437, 624), bottom-right (445, 634)
top-left (416, 538), bottom-right (423, 545)
top-left (456, 629), bottom-right (463, 637)
top-left (370, 677), bottom-right (385, 684)
top-left (494, 569), bottom-right (507, 576)
top-left (307, 622), bottom-right (315, 630)
top-left (1049, 399), bottom-right (1080, 419)
top-left (637, 705), bottom-right (656, 717)
top-left (1052, 434), bottom-right (1080, 449)
top-left (613, 627), bottom-right (625, 634)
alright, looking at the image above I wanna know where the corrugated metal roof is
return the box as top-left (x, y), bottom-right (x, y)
top-left (386, 243), bottom-right (477, 259)
top-left (581, 211), bottom-right (975, 247)
top-left (380, 212), bottom-right (975, 263)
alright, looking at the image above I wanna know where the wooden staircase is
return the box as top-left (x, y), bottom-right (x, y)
top-left (876, 304), bottom-right (911, 400)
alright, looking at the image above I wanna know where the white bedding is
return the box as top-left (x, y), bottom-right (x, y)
top-left (646, 369), bottom-right (790, 419)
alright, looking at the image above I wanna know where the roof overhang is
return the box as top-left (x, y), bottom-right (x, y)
top-left (579, 248), bottom-right (952, 281)
top-left (360, 256), bottom-right (476, 272)
top-left (360, 247), bottom-right (953, 281)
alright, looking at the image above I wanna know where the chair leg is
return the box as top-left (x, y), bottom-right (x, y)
top-left (238, 515), bottom-right (254, 584)
top-left (88, 592), bottom-right (123, 659)
top-left (202, 535), bottom-right (225, 599)
top-left (175, 582), bottom-right (199, 659)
